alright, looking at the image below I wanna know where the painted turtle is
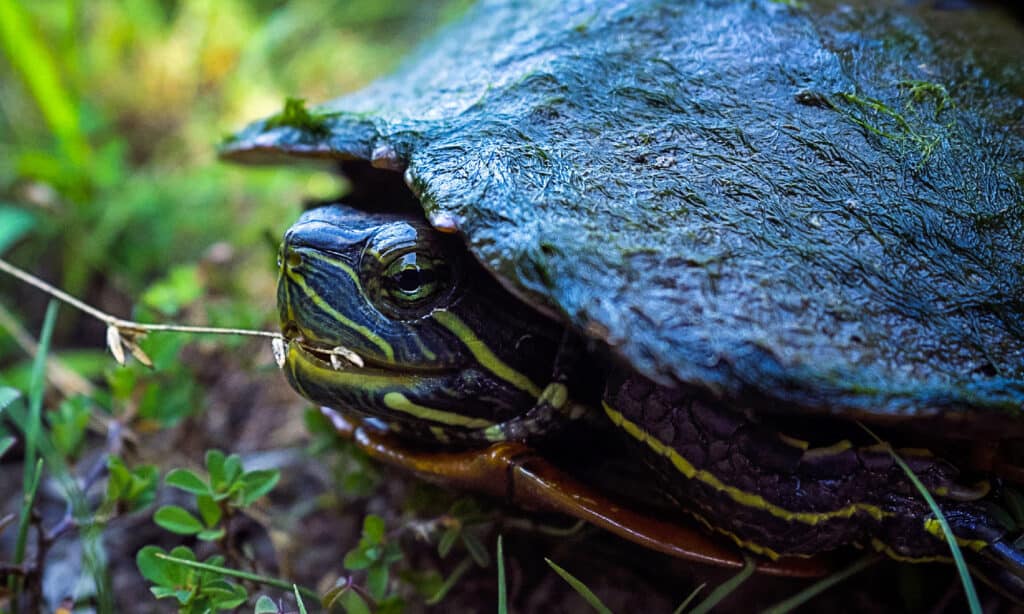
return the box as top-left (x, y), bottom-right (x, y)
top-left (222, 0), bottom-right (1024, 599)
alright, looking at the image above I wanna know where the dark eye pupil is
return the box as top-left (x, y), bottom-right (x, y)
top-left (396, 269), bottom-right (421, 291)
top-left (394, 267), bottom-right (437, 292)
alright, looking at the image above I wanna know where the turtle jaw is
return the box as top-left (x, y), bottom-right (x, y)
top-left (282, 338), bottom-right (543, 442)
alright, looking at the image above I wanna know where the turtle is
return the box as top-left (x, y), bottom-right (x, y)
top-left (221, 0), bottom-right (1024, 601)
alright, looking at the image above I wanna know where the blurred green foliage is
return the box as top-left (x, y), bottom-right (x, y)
top-left (0, 0), bottom-right (469, 337)
top-left (0, 1), bottom-right (471, 610)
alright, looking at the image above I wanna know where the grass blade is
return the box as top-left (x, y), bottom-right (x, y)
top-left (545, 558), bottom-right (613, 614)
top-left (0, 386), bottom-right (20, 412)
top-left (497, 535), bottom-right (507, 614)
top-left (673, 583), bottom-right (706, 614)
top-left (859, 423), bottom-right (981, 614)
top-left (23, 301), bottom-right (58, 489)
top-left (762, 555), bottom-right (879, 614)
top-left (154, 553), bottom-right (320, 602)
top-left (427, 556), bottom-right (473, 605)
top-left (8, 301), bottom-right (57, 607)
top-left (0, 0), bottom-right (88, 164)
top-left (688, 556), bottom-right (756, 614)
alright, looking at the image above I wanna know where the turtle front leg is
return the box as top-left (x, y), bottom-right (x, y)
top-left (603, 375), bottom-right (1024, 593)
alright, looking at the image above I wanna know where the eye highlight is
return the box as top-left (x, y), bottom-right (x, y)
top-left (383, 252), bottom-right (448, 304)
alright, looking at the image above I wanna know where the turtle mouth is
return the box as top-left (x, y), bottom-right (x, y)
top-left (281, 322), bottom-right (452, 375)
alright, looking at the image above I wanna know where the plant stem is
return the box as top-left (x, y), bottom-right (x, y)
top-left (153, 553), bottom-right (320, 601)
top-left (0, 257), bottom-right (281, 339)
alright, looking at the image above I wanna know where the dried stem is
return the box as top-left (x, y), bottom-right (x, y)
top-left (0, 257), bottom-right (281, 339)
top-left (0, 257), bottom-right (365, 368)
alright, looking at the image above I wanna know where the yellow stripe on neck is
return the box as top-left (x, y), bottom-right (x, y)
top-left (923, 519), bottom-right (989, 552)
top-left (603, 402), bottom-right (892, 525)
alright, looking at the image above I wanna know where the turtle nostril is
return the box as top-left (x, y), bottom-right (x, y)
top-left (282, 248), bottom-right (303, 270)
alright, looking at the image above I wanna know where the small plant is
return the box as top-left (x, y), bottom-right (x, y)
top-left (154, 449), bottom-right (280, 548)
top-left (322, 514), bottom-right (404, 613)
top-left (136, 546), bottom-right (249, 613)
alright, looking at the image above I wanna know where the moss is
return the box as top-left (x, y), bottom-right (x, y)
top-left (264, 97), bottom-right (335, 136)
top-left (832, 80), bottom-right (957, 165)
top-left (769, 0), bottom-right (808, 9)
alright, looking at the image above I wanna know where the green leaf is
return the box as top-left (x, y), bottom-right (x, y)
top-left (107, 456), bottom-right (131, 497)
top-left (173, 588), bottom-right (194, 605)
top-left (47, 395), bottom-right (91, 458)
top-left (126, 465), bottom-right (159, 509)
top-left (197, 528), bottom-right (227, 541)
top-left (0, 205), bottom-right (36, 254)
top-left (546, 558), bottom-right (612, 614)
top-left (108, 458), bottom-right (159, 511)
top-left (364, 514), bottom-right (386, 543)
top-left (154, 505), bottom-right (204, 535)
top-left (223, 454), bottom-right (243, 485)
top-left (367, 564), bottom-right (389, 601)
top-left (240, 469), bottom-right (280, 505)
top-left (137, 545), bottom-right (173, 587)
top-left (166, 546), bottom-right (198, 585)
top-left (462, 531), bottom-right (490, 568)
top-left (338, 589), bottom-right (370, 614)
top-left (0, 387), bottom-right (19, 413)
top-left (376, 596), bottom-right (406, 614)
top-left (438, 526), bottom-right (459, 558)
top-left (140, 264), bottom-right (203, 316)
top-left (150, 586), bottom-right (178, 599)
top-left (0, 436), bottom-right (13, 459)
top-left (165, 468), bottom-right (210, 496)
top-left (343, 547), bottom-right (373, 571)
top-left (204, 579), bottom-right (248, 609)
top-left (254, 595), bottom-right (279, 614)
top-left (206, 449), bottom-right (227, 486)
top-left (197, 494), bottom-right (222, 527)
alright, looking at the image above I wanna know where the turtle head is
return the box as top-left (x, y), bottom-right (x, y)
top-left (277, 204), bottom-right (563, 443)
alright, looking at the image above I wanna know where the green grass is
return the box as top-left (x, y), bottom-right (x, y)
top-left (545, 558), bottom-right (613, 614)
top-left (762, 555), bottom-right (879, 614)
top-left (687, 557), bottom-right (755, 614)
top-left (859, 423), bottom-right (981, 614)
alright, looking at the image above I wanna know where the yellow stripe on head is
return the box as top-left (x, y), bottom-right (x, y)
top-left (383, 391), bottom-right (494, 429)
top-left (432, 310), bottom-right (542, 397)
top-left (285, 269), bottom-right (396, 360)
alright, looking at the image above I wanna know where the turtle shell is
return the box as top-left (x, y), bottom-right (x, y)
top-left (223, 0), bottom-right (1024, 432)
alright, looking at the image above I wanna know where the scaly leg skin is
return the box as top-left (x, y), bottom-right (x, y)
top-left (604, 375), bottom-right (1024, 599)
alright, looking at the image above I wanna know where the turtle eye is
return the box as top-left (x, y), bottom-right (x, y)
top-left (383, 252), bottom-right (448, 304)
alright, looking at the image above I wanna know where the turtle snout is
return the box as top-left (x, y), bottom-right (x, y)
top-left (278, 243), bottom-right (305, 272)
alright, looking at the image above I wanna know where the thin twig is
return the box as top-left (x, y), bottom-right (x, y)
top-left (0, 257), bottom-right (280, 339)
top-left (0, 257), bottom-right (366, 368)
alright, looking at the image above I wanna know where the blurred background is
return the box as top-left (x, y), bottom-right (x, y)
top-left (0, 0), bottom-right (469, 342)
top-left (0, 2), bottom-right (520, 612)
